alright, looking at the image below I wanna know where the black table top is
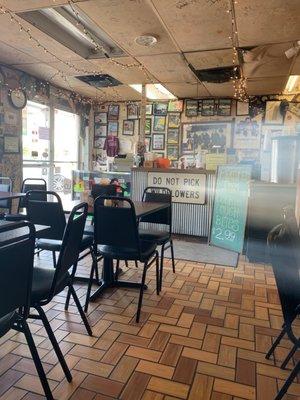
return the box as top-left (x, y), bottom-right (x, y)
top-left (0, 221), bottom-right (49, 245)
top-left (0, 191), bottom-right (26, 200)
top-left (63, 199), bottom-right (169, 218)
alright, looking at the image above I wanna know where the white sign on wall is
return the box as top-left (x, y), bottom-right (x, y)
top-left (148, 172), bottom-right (206, 204)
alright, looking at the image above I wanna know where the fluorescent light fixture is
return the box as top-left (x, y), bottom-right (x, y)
top-left (129, 84), bottom-right (177, 100)
top-left (285, 75), bottom-right (300, 93)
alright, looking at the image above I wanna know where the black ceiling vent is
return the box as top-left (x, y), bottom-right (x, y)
top-left (189, 65), bottom-right (241, 83)
top-left (76, 74), bottom-right (122, 88)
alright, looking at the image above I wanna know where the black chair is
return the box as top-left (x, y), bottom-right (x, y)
top-left (139, 187), bottom-right (175, 291)
top-left (266, 210), bottom-right (300, 400)
top-left (87, 196), bottom-right (159, 322)
top-left (26, 190), bottom-right (93, 268)
top-left (0, 222), bottom-right (54, 400)
top-left (29, 201), bottom-right (93, 373)
top-left (0, 177), bottom-right (12, 216)
top-left (5, 178), bottom-right (47, 221)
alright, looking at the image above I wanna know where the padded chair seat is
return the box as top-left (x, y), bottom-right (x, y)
top-left (139, 229), bottom-right (170, 245)
top-left (98, 240), bottom-right (156, 262)
top-left (31, 267), bottom-right (70, 303)
top-left (37, 235), bottom-right (93, 252)
top-left (0, 312), bottom-right (17, 337)
top-left (5, 213), bottom-right (27, 222)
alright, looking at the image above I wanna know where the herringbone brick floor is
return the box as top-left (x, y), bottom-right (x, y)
top-left (1, 252), bottom-right (300, 400)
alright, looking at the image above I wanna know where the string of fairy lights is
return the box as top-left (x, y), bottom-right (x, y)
top-left (0, 0), bottom-right (248, 107)
top-left (227, 0), bottom-right (248, 101)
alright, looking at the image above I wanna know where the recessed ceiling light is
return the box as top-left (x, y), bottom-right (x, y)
top-left (134, 35), bottom-right (158, 47)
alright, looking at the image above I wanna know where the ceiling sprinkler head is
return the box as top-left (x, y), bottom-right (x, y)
top-left (134, 35), bottom-right (158, 47)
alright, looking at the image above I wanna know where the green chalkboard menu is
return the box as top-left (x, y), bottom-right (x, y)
top-left (210, 164), bottom-right (252, 253)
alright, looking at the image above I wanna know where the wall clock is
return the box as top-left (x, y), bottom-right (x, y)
top-left (9, 88), bottom-right (27, 109)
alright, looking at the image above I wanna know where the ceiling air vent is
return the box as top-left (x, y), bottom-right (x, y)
top-left (189, 65), bottom-right (241, 83)
top-left (76, 74), bottom-right (122, 88)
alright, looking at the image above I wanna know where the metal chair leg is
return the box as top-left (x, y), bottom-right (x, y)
top-left (275, 360), bottom-right (300, 400)
top-left (65, 262), bottom-right (78, 311)
top-left (281, 342), bottom-right (299, 369)
top-left (70, 285), bottom-right (93, 336)
top-left (52, 251), bottom-right (56, 268)
top-left (115, 260), bottom-right (120, 281)
top-left (156, 254), bottom-right (160, 295)
top-left (22, 320), bottom-right (54, 400)
top-left (136, 262), bottom-right (148, 323)
top-left (159, 243), bottom-right (165, 292)
top-left (135, 260), bottom-right (138, 268)
top-left (84, 251), bottom-right (98, 313)
top-left (35, 305), bottom-right (72, 382)
top-left (266, 326), bottom-right (286, 359)
top-left (170, 239), bottom-right (176, 273)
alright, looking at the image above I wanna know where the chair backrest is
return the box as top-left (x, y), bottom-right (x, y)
top-left (0, 222), bottom-right (35, 323)
top-left (267, 209), bottom-right (300, 327)
top-left (26, 191), bottom-right (66, 240)
top-left (91, 184), bottom-right (117, 202)
top-left (94, 196), bottom-right (140, 255)
top-left (47, 203), bottom-right (88, 300)
top-left (0, 177), bottom-right (12, 210)
top-left (141, 187), bottom-right (172, 229)
top-left (19, 178), bottom-right (47, 209)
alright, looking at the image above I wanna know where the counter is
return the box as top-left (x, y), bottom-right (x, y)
top-left (131, 167), bottom-right (215, 237)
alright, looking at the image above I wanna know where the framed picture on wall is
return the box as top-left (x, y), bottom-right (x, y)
top-left (236, 100), bottom-right (249, 116)
top-left (153, 102), bottom-right (168, 116)
top-left (107, 121), bottom-right (118, 135)
top-left (152, 134), bottom-right (165, 150)
top-left (185, 99), bottom-right (198, 117)
top-left (146, 104), bottom-right (152, 115)
top-left (217, 99), bottom-right (232, 116)
top-left (168, 100), bottom-right (183, 113)
top-left (167, 145), bottom-right (179, 160)
top-left (94, 136), bottom-right (106, 149)
top-left (4, 135), bottom-right (19, 153)
top-left (145, 118), bottom-right (152, 135)
top-left (123, 119), bottom-right (135, 136)
top-left (198, 100), bottom-right (203, 114)
top-left (167, 128), bottom-right (179, 144)
top-left (95, 124), bottom-right (107, 137)
top-left (127, 103), bottom-right (139, 119)
top-left (201, 99), bottom-right (215, 116)
top-left (153, 116), bottom-right (166, 132)
top-left (168, 113), bottom-right (180, 128)
top-left (94, 112), bottom-right (107, 124)
top-left (181, 121), bottom-right (232, 155)
top-left (108, 104), bottom-right (119, 120)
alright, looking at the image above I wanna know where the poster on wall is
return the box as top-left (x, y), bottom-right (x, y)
top-left (264, 101), bottom-right (284, 124)
top-left (261, 124), bottom-right (291, 151)
top-left (167, 145), bottom-right (179, 160)
top-left (4, 135), bottom-right (19, 153)
top-left (94, 137), bottom-right (106, 149)
top-left (181, 122), bottom-right (232, 155)
top-left (168, 100), bottom-right (183, 113)
top-left (233, 117), bottom-right (261, 149)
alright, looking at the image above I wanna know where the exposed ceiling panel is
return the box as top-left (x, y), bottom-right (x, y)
top-left (136, 54), bottom-right (197, 83)
top-left (164, 82), bottom-right (210, 99)
top-left (77, 0), bottom-right (177, 57)
top-left (0, 40), bottom-right (41, 65)
top-left (235, 0), bottom-right (300, 47)
top-left (243, 43), bottom-right (293, 78)
top-left (202, 81), bottom-right (235, 97)
top-left (150, 0), bottom-right (232, 52)
top-left (246, 76), bottom-right (287, 95)
top-left (185, 49), bottom-right (236, 70)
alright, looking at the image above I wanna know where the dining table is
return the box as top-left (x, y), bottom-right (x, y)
top-left (0, 220), bottom-right (50, 245)
top-left (67, 199), bottom-right (170, 302)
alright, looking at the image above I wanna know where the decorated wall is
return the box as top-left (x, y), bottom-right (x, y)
top-left (92, 96), bottom-right (300, 179)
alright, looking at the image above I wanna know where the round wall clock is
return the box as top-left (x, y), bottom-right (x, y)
top-left (9, 88), bottom-right (27, 109)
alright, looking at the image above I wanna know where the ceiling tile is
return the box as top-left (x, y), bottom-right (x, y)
top-left (291, 54), bottom-right (300, 74)
top-left (151, 0), bottom-right (232, 52)
top-left (164, 82), bottom-right (210, 98)
top-left (136, 54), bottom-right (197, 83)
top-left (246, 76), bottom-right (287, 95)
top-left (1, 0), bottom-right (88, 12)
top-left (236, 0), bottom-right (300, 47)
top-left (202, 81), bottom-right (235, 97)
top-left (77, 0), bottom-right (177, 57)
top-left (185, 49), bottom-right (236, 70)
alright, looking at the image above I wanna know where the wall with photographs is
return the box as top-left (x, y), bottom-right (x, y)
top-left (93, 96), bottom-right (300, 180)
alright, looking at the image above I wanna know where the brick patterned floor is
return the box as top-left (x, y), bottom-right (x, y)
top-left (0, 252), bottom-right (300, 400)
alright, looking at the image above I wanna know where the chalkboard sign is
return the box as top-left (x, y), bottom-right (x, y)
top-left (210, 164), bottom-right (252, 253)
